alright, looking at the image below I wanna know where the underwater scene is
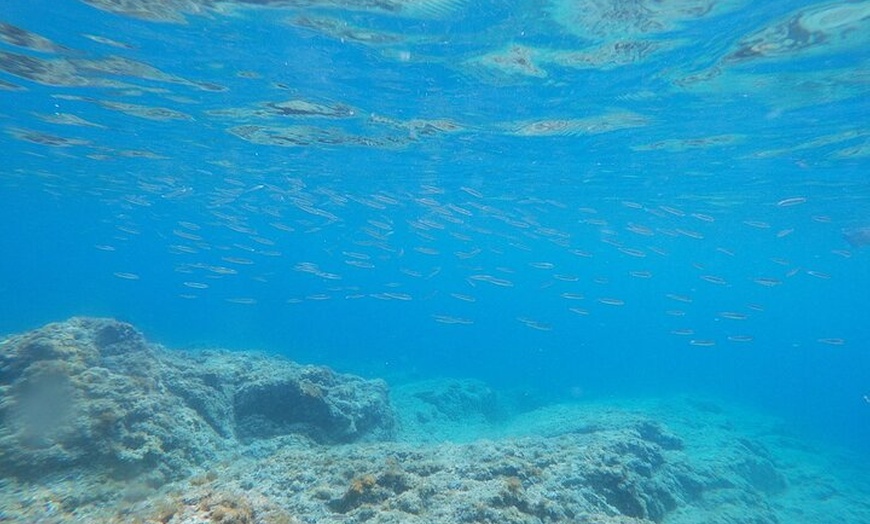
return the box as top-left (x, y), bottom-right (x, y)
top-left (1, 0), bottom-right (869, 522)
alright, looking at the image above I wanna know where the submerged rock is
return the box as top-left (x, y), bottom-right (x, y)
top-left (392, 378), bottom-right (507, 442)
top-left (0, 318), bottom-right (866, 524)
top-left (0, 317), bottom-right (394, 483)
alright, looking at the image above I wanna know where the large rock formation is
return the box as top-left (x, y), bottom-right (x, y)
top-left (0, 318), bottom-right (865, 524)
top-left (0, 317), bottom-right (395, 483)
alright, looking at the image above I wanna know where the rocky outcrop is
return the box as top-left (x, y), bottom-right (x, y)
top-left (0, 317), bottom-right (394, 482)
top-left (392, 378), bottom-right (506, 442)
top-left (1, 319), bottom-right (864, 524)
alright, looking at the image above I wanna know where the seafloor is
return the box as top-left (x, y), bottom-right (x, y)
top-left (0, 318), bottom-right (867, 523)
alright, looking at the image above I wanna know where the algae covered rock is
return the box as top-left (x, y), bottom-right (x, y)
top-left (1, 319), bottom-right (861, 524)
top-left (161, 348), bottom-right (395, 444)
top-left (0, 317), bottom-right (220, 481)
top-left (0, 317), bottom-right (395, 482)
top-left (392, 378), bottom-right (506, 442)
top-left (232, 362), bottom-right (394, 443)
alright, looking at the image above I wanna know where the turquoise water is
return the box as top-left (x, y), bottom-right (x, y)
top-left (1, 0), bottom-right (868, 461)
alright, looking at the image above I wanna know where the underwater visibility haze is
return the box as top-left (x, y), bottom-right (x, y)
top-left (0, 0), bottom-right (869, 522)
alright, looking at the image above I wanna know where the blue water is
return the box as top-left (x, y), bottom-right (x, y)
top-left (0, 0), bottom-right (868, 458)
